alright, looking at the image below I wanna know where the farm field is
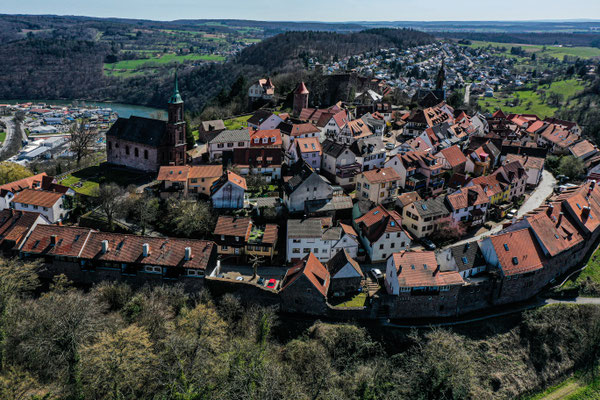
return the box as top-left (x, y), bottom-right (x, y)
top-left (477, 79), bottom-right (586, 118)
top-left (466, 40), bottom-right (600, 60)
top-left (103, 53), bottom-right (226, 77)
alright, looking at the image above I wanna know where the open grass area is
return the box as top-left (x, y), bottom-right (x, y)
top-left (224, 114), bottom-right (252, 130)
top-left (103, 53), bottom-right (226, 77)
top-left (330, 292), bottom-right (368, 308)
top-left (58, 164), bottom-right (150, 196)
top-left (0, 131), bottom-right (5, 143)
top-left (560, 243), bottom-right (600, 296)
top-left (477, 79), bottom-right (586, 118)
top-left (466, 40), bottom-right (600, 60)
top-left (523, 373), bottom-right (600, 400)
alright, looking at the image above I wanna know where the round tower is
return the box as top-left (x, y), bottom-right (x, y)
top-left (293, 82), bottom-right (309, 117)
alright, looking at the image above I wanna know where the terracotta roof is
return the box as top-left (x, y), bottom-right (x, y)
top-left (488, 228), bottom-right (545, 276)
top-left (446, 185), bottom-right (489, 210)
top-left (355, 204), bottom-right (410, 243)
top-left (157, 166), bottom-right (190, 182)
top-left (12, 189), bottom-right (63, 208)
top-left (281, 122), bottom-right (320, 137)
top-left (438, 145), bottom-right (467, 168)
top-left (281, 252), bottom-right (329, 297)
top-left (391, 250), bottom-right (464, 287)
top-left (526, 120), bottom-right (547, 133)
top-left (505, 154), bottom-right (544, 171)
top-left (0, 173), bottom-right (47, 195)
top-left (21, 225), bottom-right (93, 257)
top-left (295, 137), bottom-right (322, 155)
top-left (570, 140), bottom-right (597, 159)
top-left (361, 167), bottom-right (400, 184)
top-left (339, 223), bottom-right (358, 238)
top-left (0, 210), bottom-right (43, 248)
top-left (396, 191), bottom-right (422, 208)
top-left (346, 118), bottom-right (373, 139)
top-left (526, 203), bottom-right (584, 257)
top-left (250, 129), bottom-right (283, 147)
top-left (294, 82), bottom-right (309, 94)
top-left (80, 232), bottom-right (215, 270)
top-left (226, 171), bottom-right (247, 190)
top-left (214, 216), bottom-right (252, 239)
top-left (188, 165), bottom-right (223, 179)
top-left (262, 224), bottom-right (279, 244)
top-left (469, 174), bottom-right (507, 199)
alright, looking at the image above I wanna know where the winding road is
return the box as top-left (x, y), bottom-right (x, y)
top-left (448, 170), bottom-right (557, 247)
top-left (0, 116), bottom-right (24, 161)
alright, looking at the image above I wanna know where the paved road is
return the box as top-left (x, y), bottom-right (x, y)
top-left (0, 116), bottom-right (22, 161)
top-left (464, 83), bottom-right (471, 105)
top-left (448, 170), bottom-right (557, 247)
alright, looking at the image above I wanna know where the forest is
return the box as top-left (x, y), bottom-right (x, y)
top-left (0, 257), bottom-right (599, 399)
top-left (0, 14), bottom-right (433, 114)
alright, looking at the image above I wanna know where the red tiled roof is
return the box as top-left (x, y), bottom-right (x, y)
top-left (469, 174), bottom-right (507, 199)
top-left (21, 225), bottom-right (93, 257)
top-left (226, 171), bottom-right (247, 190)
top-left (438, 145), bottom-right (467, 168)
top-left (489, 228), bottom-right (545, 276)
top-left (526, 202), bottom-right (584, 257)
top-left (250, 129), bottom-right (283, 147)
top-left (281, 252), bottom-right (329, 297)
top-left (505, 154), bottom-right (544, 171)
top-left (188, 165), bottom-right (223, 179)
top-left (0, 173), bottom-right (47, 194)
top-left (447, 185), bottom-right (489, 210)
top-left (80, 232), bottom-right (215, 270)
top-left (526, 120), bottom-right (546, 133)
top-left (361, 167), bottom-right (400, 184)
top-left (0, 210), bottom-right (44, 248)
top-left (570, 140), bottom-right (597, 159)
top-left (339, 223), bottom-right (358, 237)
top-left (157, 166), bottom-right (190, 182)
top-left (262, 224), bottom-right (279, 244)
top-left (214, 216), bottom-right (252, 239)
top-left (12, 189), bottom-right (63, 208)
top-left (295, 137), bottom-right (322, 155)
top-left (347, 118), bottom-right (373, 139)
top-left (294, 82), bottom-right (309, 95)
top-left (289, 123), bottom-right (320, 137)
top-left (391, 250), bottom-right (464, 287)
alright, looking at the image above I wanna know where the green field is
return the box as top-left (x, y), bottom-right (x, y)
top-left (224, 115), bottom-right (252, 130)
top-left (466, 40), bottom-right (600, 60)
top-left (477, 78), bottom-right (586, 118)
top-left (561, 243), bottom-right (600, 296)
top-left (523, 374), bottom-right (600, 400)
top-left (0, 131), bottom-right (5, 143)
top-left (104, 53), bottom-right (226, 77)
top-left (330, 292), bottom-right (367, 308)
top-left (58, 164), bottom-right (149, 196)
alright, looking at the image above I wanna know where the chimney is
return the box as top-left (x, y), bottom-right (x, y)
top-left (101, 240), bottom-right (109, 254)
top-left (185, 247), bottom-right (192, 261)
top-left (433, 265), bottom-right (440, 276)
top-left (582, 206), bottom-right (591, 220)
top-left (50, 235), bottom-right (57, 246)
top-left (142, 243), bottom-right (150, 257)
top-left (558, 212), bottom-right (564, 226)
top-left (546, 204), bottom-right (554, 216)
top-left (591, 180), bottom-right (596, 191)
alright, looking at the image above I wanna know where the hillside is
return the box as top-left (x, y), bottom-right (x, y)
top-left (0, 15), bottom-right (434, 113)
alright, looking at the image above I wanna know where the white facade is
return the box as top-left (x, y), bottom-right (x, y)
top-left (287, 232), bottom-right (358, 263)
top-left (208, 140), bottom-right (249, 162)
top-left (13, 196), bottom-right (67, 223)
top-left (248, 114), bottom-right (283, 131)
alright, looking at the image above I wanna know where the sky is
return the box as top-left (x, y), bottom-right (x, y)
top-left (1, 0), bottom-right (600, 22)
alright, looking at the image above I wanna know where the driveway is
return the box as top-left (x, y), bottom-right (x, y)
top-left (447, 170), bottom-right (557, 247)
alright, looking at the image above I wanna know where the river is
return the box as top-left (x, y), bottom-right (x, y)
top-left (0, 99), bottom-right (165, 119)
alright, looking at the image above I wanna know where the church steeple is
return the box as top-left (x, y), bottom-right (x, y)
top-left (169, 70), bottom-right (183, 105)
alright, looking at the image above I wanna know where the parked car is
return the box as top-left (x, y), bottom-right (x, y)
top-left (421, 238), bottom-right (436, 250)
top-left (385, 142), bottom-right (395, 150)
top-left (257, 277), bottom-right (265, 285)
top-left (370, 269), bottom-right (383, 280)
top-left (506, 209), bottom-right (518, 219)
top-left (266, 278), bottom-right (277, 289)
top-left (236, 276), bottom-right (244, 281)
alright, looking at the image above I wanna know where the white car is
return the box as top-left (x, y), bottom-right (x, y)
top-left (370, 269), bottom-right (383, 280)
top-left (385, 142), bottom-right (395, 150)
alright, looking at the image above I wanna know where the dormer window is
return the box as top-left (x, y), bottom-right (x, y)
top-left (254, 138), bottom-right (260, 144)
top-left (262, 138), bottom-right (268, 144)
top-left (271, 137), bottom-right (276, 143)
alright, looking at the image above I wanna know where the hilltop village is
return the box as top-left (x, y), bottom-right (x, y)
top-left (0, 71), bottom-right (598, 321)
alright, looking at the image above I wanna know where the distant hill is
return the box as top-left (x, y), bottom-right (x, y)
top-left (238, 28), bottom-right (435, 71)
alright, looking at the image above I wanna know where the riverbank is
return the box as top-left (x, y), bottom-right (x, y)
top-left (0, 99), bottom-right (163, 119)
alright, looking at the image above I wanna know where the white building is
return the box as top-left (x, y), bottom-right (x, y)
top-left (11, 189), bottom-right (70, 223)
top-left (286, 218), bottom-right (359, 263)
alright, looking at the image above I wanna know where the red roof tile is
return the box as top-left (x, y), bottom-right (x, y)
top-left (281, 252), bottom-right (329, 297)
top-left (12, 189), bottom-right (63, 208)
top-left (214, 216), bottom-right (252, 239)
top-left (438, 145), bottom-right (467, 168)
top-left (21, 225), bottom-right (93, 257)
top-left (361, 167), bottom-right (400, 184)
top-left (489, 228), bottom-right (545, 276)
top-left (391, 250), bottom-right (464, 287)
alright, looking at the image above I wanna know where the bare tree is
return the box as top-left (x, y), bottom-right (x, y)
top-left (248, 254), bottom-right (265, 281)
top-left (93, 183), bottom-right (125, 231)
top-left (68, 119), bottom-right (98, 167)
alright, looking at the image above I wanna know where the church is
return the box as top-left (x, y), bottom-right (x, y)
top-left (106, 74), bottom-right (187, 172)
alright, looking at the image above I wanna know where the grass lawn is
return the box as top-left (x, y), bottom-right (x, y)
top-left (477, 79), bottom-right (586, 118)
top-left (561, 244), bottom-right (600, 294)
top-left (224, 115), bottom-right (252, 130)
top-left (58, 164), bottom-right (150, 196)
top-left (466, 40), bottom-right (600, 60)
top-left (103, 53), bottom-right (226, 77)
top-left (0, 131), bottom-right (5, 143)
top-left (330, 292), bottom-right (368, 308)
top-left (522, 373), bottom-right (600, 400)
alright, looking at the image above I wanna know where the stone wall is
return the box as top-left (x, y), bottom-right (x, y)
top-left (107, 137), bottom-right (159, 172)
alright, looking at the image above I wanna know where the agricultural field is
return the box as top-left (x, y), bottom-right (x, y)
top-left (477, 78), bottom-right (586, 118)
top-left (104, 53), bottom-right (226, 77)
top-left (467, 40), bottom-right (600, 60)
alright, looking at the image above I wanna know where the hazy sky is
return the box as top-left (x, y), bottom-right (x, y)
top-left (2, 0), bottom-right (600, 22)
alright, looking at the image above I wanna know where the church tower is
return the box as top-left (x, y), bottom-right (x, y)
top-left (293, 82), bottom-right (309, 117)
top-left (164, 71), bottom-right (187, 166)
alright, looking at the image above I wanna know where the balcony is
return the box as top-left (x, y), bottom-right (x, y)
top-left (336, 163), bottom-right (362, 179)
top-left (430, 178), bottom-right (445, 188)
top-left (407, 173), bottom-right (428, 190)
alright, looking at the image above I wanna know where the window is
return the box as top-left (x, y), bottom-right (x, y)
top-left (379, 244), bottom-right (384, 249)
top-left (292, 248), bottom-right (300, 254)
top-left (33, 205), bottom-right (38, 210)
top-left (134, 147), bottom-right (139, 157)
top-left (292, 239), bottom-right (301, 243)
top-left (227, 143), bottom-right (234, 148)
top-left (254, 138), bottom-right (260, 144)
top-left (303, 248), bottom-right (310, 253)
top-left (125, 145), bottom-right (130, 155)
top-left (314, 248), bottom-right (319, 253)
top-left (221, 245), bottom-right (228, 250)
top-left (217, 143), bottom-right (224, 148)
top-left (108, 141), bottom-right (112, 150)
top-left (391, 243), bottom-right (395, 248)
top-left (144, 150), bottom-right (148, 159)
top-left (238, 142), bottom-right (245, 146)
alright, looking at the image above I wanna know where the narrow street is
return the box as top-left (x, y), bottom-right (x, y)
top-left (464, 83), bottom-right (471, 104)
top-left (0, 116), bottom-right (24, 161)
top-left (448, 170), bottom-right (557, 247)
